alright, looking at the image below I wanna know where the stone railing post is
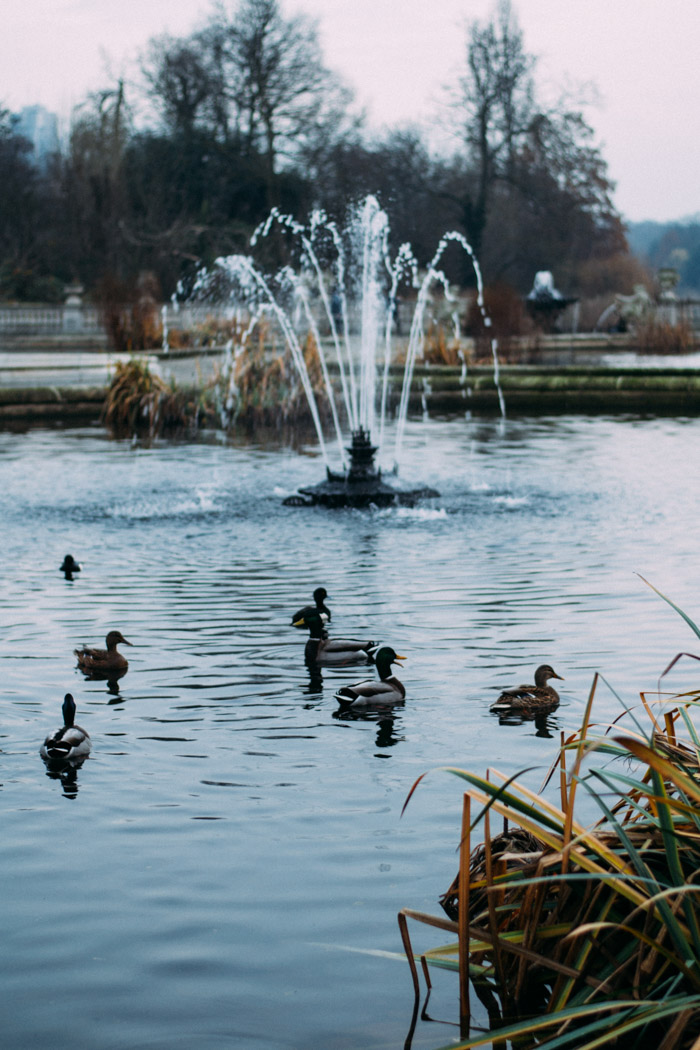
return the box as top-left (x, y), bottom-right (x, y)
top-left (62, 283), bottom-right (85, 333)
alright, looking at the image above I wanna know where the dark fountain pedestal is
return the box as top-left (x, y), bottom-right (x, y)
top-left (284, 429), bottom-right (439, 508)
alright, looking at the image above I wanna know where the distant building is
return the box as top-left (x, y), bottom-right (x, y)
top-left (13, 105), bottom-right (60, 167)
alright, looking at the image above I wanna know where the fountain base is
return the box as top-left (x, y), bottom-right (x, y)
top-left (284, 429), bottom-right (439, 508)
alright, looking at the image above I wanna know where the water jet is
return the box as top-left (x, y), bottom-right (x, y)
top-left (187, 197), bottom-right (502, 505)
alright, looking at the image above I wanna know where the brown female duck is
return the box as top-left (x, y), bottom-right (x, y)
top-left (490, 664), bottom-right (564, 715)
top-left (75, 630), bottom-right (133, 676)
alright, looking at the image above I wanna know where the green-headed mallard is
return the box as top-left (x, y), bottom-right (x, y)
top-left (334, 646), bottom-right (406, 708)
top-left (40, 693), bottom-right (91, 761)
top-left (291, 587), bottom-right (330, 628)
top-left (75, 630), bottom-right (132, 676)
top-left (294, 608), bottom-right (373, 666)
top-left (490, 664), bottom-right (564, 714)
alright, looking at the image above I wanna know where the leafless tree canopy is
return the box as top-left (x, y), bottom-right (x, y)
top-left (0, 0), bottom-right (636, 304)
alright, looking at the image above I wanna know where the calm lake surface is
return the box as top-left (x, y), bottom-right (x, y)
top-left (2, 413), bottom-right (699, 1050)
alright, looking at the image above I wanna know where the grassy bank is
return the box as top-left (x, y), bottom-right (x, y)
top-left (407, 365), bottom-right (700, 415)
top-left (0, 385), bottom-right (106, 425)
top-left (3, 364), bottom-right (700, 427)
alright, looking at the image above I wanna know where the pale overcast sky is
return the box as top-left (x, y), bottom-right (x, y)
top-left (2, 0), bottom-right (699, 223)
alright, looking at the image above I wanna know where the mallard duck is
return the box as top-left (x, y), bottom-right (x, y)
top-left (61, 554), bottom-right (81, 578)
top-left (294, 609), bottom-right (374, 666)
top-left (292, 587), bottom-right (331, 628)
top-left (40, 693), bottom-right (91, 761)
top-left (334, 646), bottom-right (406, 708)
top-left (489, 664), bottom-right (564, 714)
top-left (75, 630), bottom-right (132, 676)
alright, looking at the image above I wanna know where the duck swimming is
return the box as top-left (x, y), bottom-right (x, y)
top-left (292, 587), bottom-right (331, 628)
top-left (75, 630), bottom-right (133, 676)
top-left (334, 646), bottom-right (406, 708)
top-left (60, 554), bottom-right (81, 578)
top-left (40, 693), bottom-right (91, 761)
top-left (489, 664), bottom-right (564, 715)
top-left (294, 609), bottom-right (373, 666)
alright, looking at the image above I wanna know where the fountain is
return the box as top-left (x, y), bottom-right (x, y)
top-left (187, 197), bottom-right (501, 507)
top-left (525, 271), bottom-right (577, 332)
top-left (292, 427), bottom-right (438, 508)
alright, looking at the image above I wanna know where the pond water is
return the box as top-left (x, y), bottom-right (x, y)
top-left (2, 413), bottom-right (700, 1050)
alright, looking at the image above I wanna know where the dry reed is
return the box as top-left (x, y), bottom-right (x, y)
top-left (400, 581), bottom-right (700, 1049)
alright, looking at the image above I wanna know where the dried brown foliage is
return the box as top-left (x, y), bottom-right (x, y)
top-left (103, 357), bottom-right (202, 436)
top-left (634, 319), bottom-right (697, 354)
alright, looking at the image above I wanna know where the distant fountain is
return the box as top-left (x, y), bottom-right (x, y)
top-left (525, 271), bottom-right (577, 332)
top-left (188, 197), bottom-right (501, 507)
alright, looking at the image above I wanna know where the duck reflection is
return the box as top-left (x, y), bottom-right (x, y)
top-left (492, 708), bottom-right (558, 739)
top-left (83, 667), bottom-right (128, 702)
top-left (304, 665), bottom-right (324, 696)
top-left (534, 712), bottom-right (556, 738)
top-left (106, 677), bottom-right (126, 701)
top-left (333, 708), bottom-right (405, 749)
top-left (376, 715), bottom-right (403, 748)
top-left (41, 755), bottom-right (87, 799)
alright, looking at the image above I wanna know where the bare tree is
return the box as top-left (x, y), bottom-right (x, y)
top-left (142, 34), bottom-right (219, 139)
top-left (221, 0), bottom-right (353, 196)
top-left (0, 108), bottom-right (41, 276)
top-left (139, 1), bottom-right (354, 209)
top-left (449, 0), bottom-right (534, 254)
top-left (64, 80), bottom-right (132, 275)
top-left (447, 0), bottom-right (624, 286)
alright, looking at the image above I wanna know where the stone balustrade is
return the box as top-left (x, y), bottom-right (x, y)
top-left (0, 302), bottom-right (103, 335)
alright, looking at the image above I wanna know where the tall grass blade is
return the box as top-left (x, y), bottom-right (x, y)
top-left (638, 574), bottom-right (700, 641)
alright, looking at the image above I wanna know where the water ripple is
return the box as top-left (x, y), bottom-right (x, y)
top-left (2, 417), bottom-right (700, 1048)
